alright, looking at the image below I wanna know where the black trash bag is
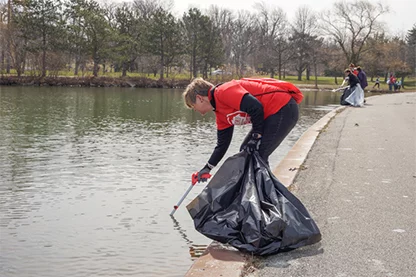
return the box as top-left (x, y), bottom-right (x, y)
top-left (340, 87), bottom-right (352, 105)
top-left (186, 151), bottom-right (321, 256)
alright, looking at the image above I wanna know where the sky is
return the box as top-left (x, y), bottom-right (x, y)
top-left (109, 0), bottom-right (415, 35)
top-left (171, 0), bottom-right (414, 34)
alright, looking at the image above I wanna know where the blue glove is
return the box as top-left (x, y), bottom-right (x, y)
top-left (245, 133), bottom-right (262, 154)
top-left (197, 164), bottom-right (211, 182)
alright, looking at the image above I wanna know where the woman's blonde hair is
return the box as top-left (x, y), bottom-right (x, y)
top-left (183, 78), bottom-right (214, 108)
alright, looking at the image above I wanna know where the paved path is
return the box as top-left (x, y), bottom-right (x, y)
top-left (254, 92), bottom-right (416, 277)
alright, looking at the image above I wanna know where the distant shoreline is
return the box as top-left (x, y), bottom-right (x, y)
top-left (0, 75), bottom-right (404, 93)
top-left (0, 76), bottom-right (192, 89)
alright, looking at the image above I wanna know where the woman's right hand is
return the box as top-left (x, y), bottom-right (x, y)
top-left (196, 165), bottom-right (211, 182)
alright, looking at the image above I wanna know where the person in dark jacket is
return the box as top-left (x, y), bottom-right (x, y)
top-left (356, 66), bottom-right (368, 90)
top-left (340, 69), bottom-right (364, 106)
top-left (345, 69), bottom-right (360, 88)
top-left (183, 77), bottom-right (303, 182)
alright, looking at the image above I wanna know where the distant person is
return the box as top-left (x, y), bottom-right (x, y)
top-left (340, 69), bottom-right (364, 107)
top-left (356, 66), bottom-right (368, 90)
top-left (373, 76), bottom-right (380, 89)
top-left (388, 74), bottom-right (396, 91)
top-left (349, 63), bottom-right (358, 75)
top-left (396, 79), bottom-right (402, 90)
top-left (182, 77), bottom-right (303, 182)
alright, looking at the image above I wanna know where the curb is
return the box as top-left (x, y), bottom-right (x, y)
top-left (184, 105), bottom-right (347, 277)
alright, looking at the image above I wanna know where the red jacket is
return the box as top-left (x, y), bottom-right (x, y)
top-left (209, 78), bottom-right (303, 130)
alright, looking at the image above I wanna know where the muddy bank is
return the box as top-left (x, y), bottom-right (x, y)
top-left (0, 76), bottom-right (193, 88)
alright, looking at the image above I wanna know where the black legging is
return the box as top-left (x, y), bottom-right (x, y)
top-left (240, 97), bottom-right (299, 165)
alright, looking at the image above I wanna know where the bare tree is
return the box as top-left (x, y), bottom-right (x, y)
top-left (206, 5), bottom-right (234, 68)
top-left (321, 41), bottom-right (345, 84)
top-left (7, 27), bottom-right (26, 76)
top-left (289, 6), bottom-right (318, 81)
top-left (230, 10), bottom-right (257, 77)
top-left (254, 3), bottom-right (289, 79)
top-left (132, 0), bottom-right (172, 20)
top-left (359, 32), bottom-right (389, 81)
top-left (309, 38), bottom-right (325, 88)
top-left (320, 0), bottom-right (389, 66)
top-left (0, 0), bottom-right (7, 73)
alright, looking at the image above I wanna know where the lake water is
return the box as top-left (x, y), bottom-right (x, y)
top-left (0, 86), bottom-right (344, 277)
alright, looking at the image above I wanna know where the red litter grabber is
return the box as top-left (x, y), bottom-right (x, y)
top-left (170, 172), bottom-right (211, 216)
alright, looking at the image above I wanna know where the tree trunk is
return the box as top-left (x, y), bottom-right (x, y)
top-left (297, 70), bottom-right (302, 81)
top-left (192, 50), bottom-right (197, 78)
top-left (189, 57), bottom-right (192, 79)
top-left (42, 49), bottom-right (46, 77)
top-left (278, 53), bottom-right (282, 80)
top-left (122, 62), bottom-right (127, 77)
top-left (93, 60), bottom-right (99, 77)
top-left (93, 45), bottom-right (99, 77)
top-left (81, 63), bottom-right (85, 76)
top-left (160, 64), bottom-right (164, 80)
top-left (6, 54), bottom-right (10, 74)
top-left (6, 0), bottom-right (11, 74)
top-left (1, 50), bottom-right (4, 72)
top-left (74, 59), bottom-right (79, 76)
top-left (160, 35), bottom-right (164, 80)
top-left (42, 32), bottom-right (47, 77)
top-left (21, 53), bottom-right (26, 75)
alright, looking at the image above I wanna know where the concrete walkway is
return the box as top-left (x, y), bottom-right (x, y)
top-left (254, 92), bottom-right (416, 277)
top-left (185, 92), bottom-right (416, 277)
